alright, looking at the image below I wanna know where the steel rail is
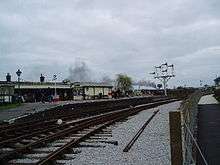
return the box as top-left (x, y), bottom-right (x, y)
top-left (123, 109), bottom-right (160, 152)
top-left (0, 106), bottom-right (129, 145)
top-left (0, 99), bottom-right (176, 164)
top-left (36, 102), bottom-right (158, 165)
top-left (0, 110), bottom-right (121, 147)
top-left (37, 117), bottom-right (128, 165)
top-left (0, 99), bottom-right (175, 148)
top-left (0, 97), bottom-right (170, 135)
top-left (0, 106), bottom-right (134, 162)
top-left (0, 120), bottom-right (57, 139)
top-left (36, 100), bottom-right (175, 164)
top-left (0, 96), bottom-right (168, 129)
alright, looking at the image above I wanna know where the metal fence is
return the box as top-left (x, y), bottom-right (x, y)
top-left (180, 91), bottom-right (208, 165)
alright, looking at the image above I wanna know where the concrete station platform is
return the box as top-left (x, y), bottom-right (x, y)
top-left (0, 102), bottom-right (64, 122)
top-left (0, 96), bottom-right (156, 123)
top-left (0, 100), bottom-right (109, 122)
top-left (197, 94), bottom-right (220, 165)
top-left (0, 100), bottom-right (106, 122)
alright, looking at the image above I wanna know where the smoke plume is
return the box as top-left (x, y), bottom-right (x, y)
top-left (68, 60), bottom-right (91, 82)
top-left (134, 80), bottom-right (156, 88)
top-left (101, 75), bottom-right (113, 84)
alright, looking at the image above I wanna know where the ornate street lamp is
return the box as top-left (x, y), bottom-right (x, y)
top-left (53, 74), bottom-right (57, 100)
top-left (16, 69), bottom-right (22, 103)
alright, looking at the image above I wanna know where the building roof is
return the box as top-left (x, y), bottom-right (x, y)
top-left (0, 84), bottom-right (14, 87)
top-left (0, 81), bottom-right (70, 89)
top-left (0, 81), bottom-right (113, 89)
top-left (17, 81), bottom-right (71, 89)
top-left (72, 82), bottom-right (113, 88)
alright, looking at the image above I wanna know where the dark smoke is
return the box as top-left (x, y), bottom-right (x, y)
top-left (134, 80), bottom-right (156, 88)
top-left (68, 60), bottom-right (91, 82)
top-left (101, 75), bottom-right (113, 84)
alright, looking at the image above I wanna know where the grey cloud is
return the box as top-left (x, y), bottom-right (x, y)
top-left (0, 0), bottom-right (220, 87)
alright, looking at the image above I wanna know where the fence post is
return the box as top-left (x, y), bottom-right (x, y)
top-left (169, 111), bottom-right (183, 165)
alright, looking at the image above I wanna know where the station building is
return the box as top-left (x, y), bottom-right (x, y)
top-left (72, 82), bottom-right (113, 100)
top-left (14, 81), bottom-right (72, 102)
top-left (0, 74), bottom-right (113, 103)
top-left (0, 83), bottom-right (14, 103)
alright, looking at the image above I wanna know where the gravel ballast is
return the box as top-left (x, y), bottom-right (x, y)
top-left (64, 101), bottom-right (181, 165)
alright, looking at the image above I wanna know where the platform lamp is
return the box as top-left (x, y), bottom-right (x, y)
top-left (16, 69), bottom-right (22, 103)
top-left (53, 74), bottom-right (57, 99)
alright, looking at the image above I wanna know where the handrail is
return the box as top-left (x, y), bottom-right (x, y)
top-left (183, 120), bottom-right (208, 165)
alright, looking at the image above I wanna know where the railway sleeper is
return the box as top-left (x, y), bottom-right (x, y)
top-left (47, 142), bottom-right (66, 147)
top-left (55, 159), bottom-right (75, 165)
top-left (94, 133), bottom-right (112, 137)
top-left (8, 158), bottom-right (40, 165)
top-left (32, 147), bottom-right (60, 153)
top-left (77, 143), bottom-right (106, 148)
top-left (85, 139), bottom-right (118, 145)
top-left (31, 137), bottom-right (40, 141)
top-left (38, 134), bottom-right (48, 138)
top-left (89, 136), bottom-right (108, 140)
top-left (24, 153), bottom-right (49, 159)
top-left (53, 139), bottom-right (72, 143)
top-left (0, 99), bottom-right (176, 164)
top-left (21, 139), bottom-right (36, 144)
top-left (13, 142), bottom-right (24, 148)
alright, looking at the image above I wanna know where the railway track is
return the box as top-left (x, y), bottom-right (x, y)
top-left (0, 99), bottom-right (176, 164)
top-left (9, 96), bottom-right (166, 124)
top-left (0, 97), bottom-right (170, 142)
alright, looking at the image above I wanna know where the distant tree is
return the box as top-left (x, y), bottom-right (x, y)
top-left (116, 74), bottom-right (132, 93)
top-left (157, 84), bottom-right (162, 89)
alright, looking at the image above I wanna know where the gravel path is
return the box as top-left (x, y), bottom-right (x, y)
top-left (198, 94), bottom-right (219, 105)
top-left (66, 101), bottom-right (181, 165)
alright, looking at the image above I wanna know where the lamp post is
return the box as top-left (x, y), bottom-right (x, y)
top-left (16, 69), bottom-right (22, 103)
top-left (53, 74), bottom-right (57, 100)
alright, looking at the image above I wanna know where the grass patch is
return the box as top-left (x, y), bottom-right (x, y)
top-left (0, 103), bottom-right (22, 111)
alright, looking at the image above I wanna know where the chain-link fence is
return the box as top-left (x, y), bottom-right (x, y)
top-left (180, 91), bottom-right (208, 165)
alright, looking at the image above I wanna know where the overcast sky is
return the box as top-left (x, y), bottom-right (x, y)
top-left (0, 0), bottom-right (220, 87)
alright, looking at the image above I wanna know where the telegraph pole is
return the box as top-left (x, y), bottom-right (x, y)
top-left (150, 63), bottom-right (175, 96)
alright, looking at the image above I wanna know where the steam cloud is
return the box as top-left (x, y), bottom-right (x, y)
top-left (134, 80), bottom-right (156, 88)
top-left (101, 75), bottom-right (113, 84)
top-left (68, 60), bottom-right (91, 82)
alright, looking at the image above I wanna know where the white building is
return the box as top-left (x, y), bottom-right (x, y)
top-left (73, 82), bottom-right (113, 100)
